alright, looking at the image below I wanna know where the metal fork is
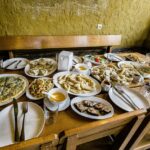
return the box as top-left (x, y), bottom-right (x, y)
top-left (112, 88), bottom-right (136, 110)
top-left (118, 88), bottom-right (140, 109)
top-left (14, 60), bottom-right (22, 69)
top-left (20, 102), bottom-right (28, 141)
top-left (114, 85), bottom-right (140, 109)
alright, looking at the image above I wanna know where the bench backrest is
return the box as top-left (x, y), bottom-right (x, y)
top-left (0, 35), bottom-right (121, 51)
top-left (0, 35), bottom-right (121, 58)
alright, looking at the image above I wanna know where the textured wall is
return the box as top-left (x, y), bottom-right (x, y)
top-left (0, 0), bottom-right (150, 47)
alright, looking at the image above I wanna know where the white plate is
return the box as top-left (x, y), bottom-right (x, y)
top-left (24, 58), bottom-right (57, 78)
top-left (53, 71), bottom-right (101, 96)
top-left (118, 61), bottom-right (150, 78)
top-left (71, 96), bottom-right (114, 120)
top-left (0, 74), bottom-right (29, 106)
top-left (45, 97), bottom-right (70, 111)
top-left (104, 53), bottom-right (124, 62)
top-left (83, 55), bottom-right (107, 65)
top-left (0, 102), bottom-right (45, 147)
top-left (26, 77), bottom-right (54, 100)
top-left (109, 86), bottom-right (149, 112)
top-left (3, 58), bottom-right (28, 70)
top-left (118, 61), bottom-right (140, 69)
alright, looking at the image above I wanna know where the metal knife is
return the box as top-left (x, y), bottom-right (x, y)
top-left (113, 86), bottom-right (139, 110)
top-left (14, 60), bottom-right (22, 69)
top-left (112, 87), bottom-right (135, 110)
top-left (116, 86), bottom-right (140, 109)
top-left (13, 98), bottom-right (20, 142)
top-left (4, 60), bottom-right (18, 69)
top-left (109, 54), bottom-right (123, 61)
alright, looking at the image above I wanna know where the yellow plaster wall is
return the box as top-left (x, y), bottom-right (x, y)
top-left (0, 0), bottom-right (150, 47)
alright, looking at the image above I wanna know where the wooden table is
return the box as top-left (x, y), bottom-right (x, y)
top-left (0, 52), bottom-right (149, 150)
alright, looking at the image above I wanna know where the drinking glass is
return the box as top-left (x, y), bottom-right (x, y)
top-left (44, 97), bottom-right (59, 125)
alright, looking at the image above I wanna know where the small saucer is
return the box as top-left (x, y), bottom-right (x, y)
top-left (47, 97), bottom-right (70, 111)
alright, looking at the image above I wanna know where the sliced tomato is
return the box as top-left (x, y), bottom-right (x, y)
top-left (95, 58), bottom-right (99, 62)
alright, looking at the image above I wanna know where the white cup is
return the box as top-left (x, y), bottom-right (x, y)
top-left (75, 63), bottom-right (90, 75)
top-left (44, 88), bottom-right (68, 105)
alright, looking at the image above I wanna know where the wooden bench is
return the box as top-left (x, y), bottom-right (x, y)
top-left (0, 35), bottom-right (121, 58)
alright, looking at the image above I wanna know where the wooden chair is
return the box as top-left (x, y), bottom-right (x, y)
top-left (0, 134), bottom-right (59, 150)
top-left (59, 109), bottom-right (146, 150)
top-left (0, 35), bottom-right (121, 58)
top-left (125, 109), bottom-right (150, 150)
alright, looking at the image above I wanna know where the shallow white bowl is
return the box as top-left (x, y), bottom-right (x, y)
top-left (75, 63), bottom-right (89, 75)
top-left (44, 88), bottom-right (69, 105)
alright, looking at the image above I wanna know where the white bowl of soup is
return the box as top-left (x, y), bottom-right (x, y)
top-left (75, 63), bottom-right (89, 75)
top-left (45, 88), bottom-right (68, 105)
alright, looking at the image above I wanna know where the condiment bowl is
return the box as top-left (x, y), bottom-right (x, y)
top-left (43, 88), bottom-right (69, 105)
top-left (75, 63), bottom-right (89, 75)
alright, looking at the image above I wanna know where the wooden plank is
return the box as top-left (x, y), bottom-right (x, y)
top-left (77, 126), bottom-right (123, 145)
top-left (128, 112), bottom-right (150, 150)
top-left (135, 136), bottom-right (150, 150)
top-left (64, 112), bottom-right (146, 150)
top-left (78, 119), bottom-right (133, 138)
top-left (118, 115), bottom-right (145, 150)
top-left (0, 134), bottom-right (58, 150)
top-left (66, 135), bottom-right (78, 150)
top-left (0, 35), bottom-right (121, 50)
top-left (64, 109), bottom-right (146, 137)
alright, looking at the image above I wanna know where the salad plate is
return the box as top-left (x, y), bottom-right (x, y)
top-left (26, 77), bottom-right (54, 100)
top-left (83, 55), bottom-right (108, 65)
